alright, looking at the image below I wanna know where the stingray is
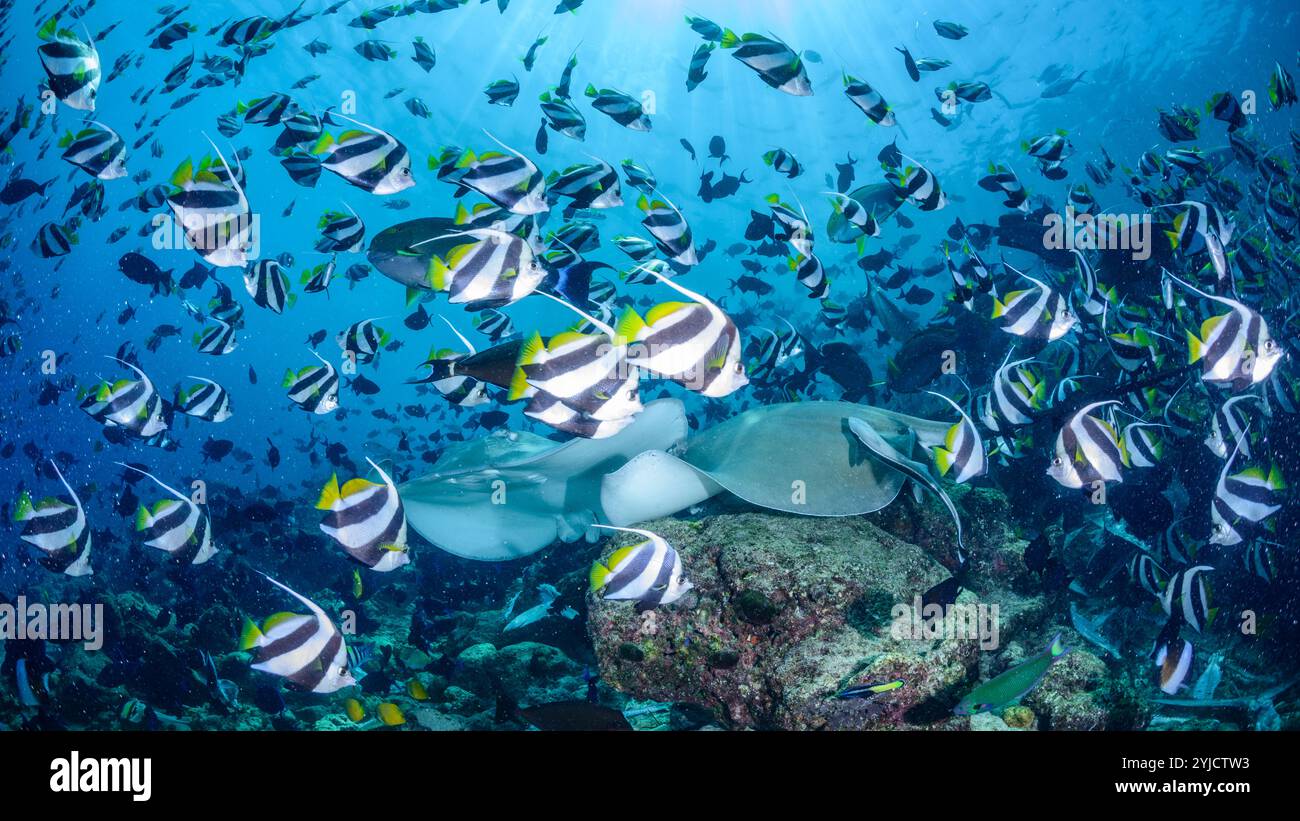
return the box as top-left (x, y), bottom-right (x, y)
top-left (601, 401), bottom-right (951, 526)
top-left (403, 400), bottom-right (957, 561)
top-left (400, 399), bottom-right (689, 561)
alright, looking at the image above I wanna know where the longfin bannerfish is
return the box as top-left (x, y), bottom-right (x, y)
top-left (719, 30), bottom-right (811, 97)
top-left (175, 376), bottom-right (233, 422)
top-left (37, 18), bottom-right (101, 111)
top-left (636, 192), bottom-right (697, 266)
top-left (926, 390), bottom-right (988, 484)
top-left (120, 463), bottom-right (217, 565)
top-left (992, 263), bottom-right (1076, 340)
top-left (449, 130), bottom-right (548, 214)
top-left (1165, 269), bottom-right (1283, 391)
top-left (241, 573), bottom-right (355, 693)
top-left (316, 458), bottom-right (410, 572)
top-left (1047, 400), bottom-right (1128, 489)
top-left (284, 349), bottom-right (340, 414)
top-left (589, 525), bottom-right (693, 607)
top-left (613, 270), bottom-right (747, 398)
top-left (425, 228), bottom-right (547, 308)
top-left (311, 111), bottom-right (414, 195)
top-left (13, 461), bottom-right (93, 577)
top-left (1209, 427), bottom-right (1285, 546)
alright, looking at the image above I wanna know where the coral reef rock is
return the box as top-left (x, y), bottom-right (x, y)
top-left (587, 510), bottom-right (1105, 730)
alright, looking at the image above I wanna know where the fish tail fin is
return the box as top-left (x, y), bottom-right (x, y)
top-left (1186, 330), bottom-right (1204, 364)
top-left (315, 473), bottom-right (342, 510)
top-left (588, 560), bottom-right (611, 592)
top-left (1048, 632), bottom-right (1071, 659)
top-left (238, 616), bottom-right (263, 651)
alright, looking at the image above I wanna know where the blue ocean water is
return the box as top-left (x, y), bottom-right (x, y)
top-left (1, 0), bottom-right (1299, 730)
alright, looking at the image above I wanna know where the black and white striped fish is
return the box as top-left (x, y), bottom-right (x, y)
top-left (993, 265), bottom-right (1076, 340)
top-left (1157, 520), bottom-right (1196, 565)
top-left (123, 464), bottom-right (217, 565)
top-left (538, 91), bottom-right (587, 141)
top-left (637, 193), bottom-right (696, 266)
top-left (589, 525), bottom-right (693, 607)
top-left (790, 252), bottom-right (828, 299)
top-left (239, 93), bottom-right (299, 126)
top-left (977, 162), bottom-right (1028, 211)
top-left (926, 390), bottom-right (987, 483)
top-left (621, 258), bottom-right (670, 286)
top-left (1047, 400), bottom-right (1128, 489)
top-left (512, 295), bottom-right (642, 425)
top-left (427, 228), bottom-right (546, 308)
top-left (523, 390), bottom-right (636, 439)
top-left (315, 207), bottom-right (365, 252)
top-left (826, 190), bottom-right (881, 242)
top-left (448, 133), bottom-right (548, 214)
top-left (337, 318), bottom-right (390, 365)
top-left (194, 317), bottom-right (237, 355)
top-left (283, 350), bottom-right (339, 414)
top-left (1024, 132), bottom-right (1073, 163)
top-left (584, 84), bottom-right (651, 131)
top-left (546, 160), bottom-right (622, 210)
top-left (312, 112), bottom-right (415, 196)
top-left (281, 152), bottom-right (322, 187)
top-left (59, 122), bottom-right (127, 179)
top-left (621, 159), bottom-right (657, 194)
top-left (13, 462), bottom-right (93, 576)
top-left (485, 77), bottom-right (520, 106)
top-left (843, 74), bottom-right (896, 126)
top-left (1204, 394), bottom-right (1259, 459)
top-left (1161, 565), bottom-right (1214, 633)
top-left (301, 256), bottom-right (337, 294)
top-left (240, 573), bottom-right (356, 693)
top-left (890, 154), bottom-right (946, 211)
top-left (220, 15), bottom-right (282, 47)
top-left (767, 195), bottom-right (814, 256)
top-left (316, 459), bottom-right (410, 572)
top-left (1129, 552), bottom-right (1165, 598)
top-left (80, 356), bottom-right (169, 437)
top-left (166, 140), bottom-right (253, 268)
top-left (1209, 431), bottom-right (1285, 546)
top-left (175, 377), bottom-right (232, 422)
top-left (1071, 249), bottom-right (1113, 317)
top-left (1166, 270), bottom-right (1283, 391)
top-left (32, 222), bottom-right (77, 258)
top-left (1155, 200), bottom-right (1233, 282)
top-left (244, 259), bottom-right (294, 313)
top-left (614, 270), bottom-right (747, 397)
top-left (1122, 421), bottom-right (1166, 468)
top-left (719, 30), bottom-right (811, 96)
top-left (687, 42), bottom-right (715, 91)
top-left (979, 351), bottom-right (1044, 432)
top-left (274, 110), bottom-right (323, 153)
top-left (474, 308), bottom-right (516, 342)
top-left (409, 317), bottom-right (491, 407)
top-left (161, 51), bottom-right (193, 91)
top-left (37, 18), bottom-right (101, 111)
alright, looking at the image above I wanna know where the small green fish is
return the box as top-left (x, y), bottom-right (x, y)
top-left (954, 633), bottom-right (1070, 715)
